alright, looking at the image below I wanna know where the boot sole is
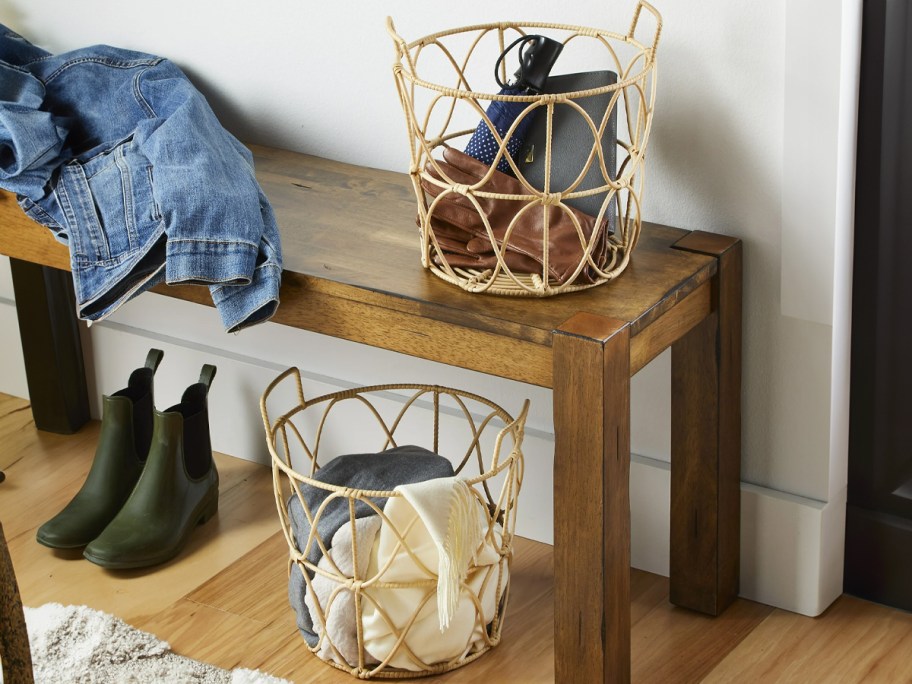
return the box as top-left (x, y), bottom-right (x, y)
top-left (35, 534), bottom-right (90, 550)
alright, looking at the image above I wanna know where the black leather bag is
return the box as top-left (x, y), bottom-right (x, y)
top-left (519, 71), bottom-right (618, 234)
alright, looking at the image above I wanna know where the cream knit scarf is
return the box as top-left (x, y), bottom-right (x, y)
top-left (396, 476), bottom-right (483, 631)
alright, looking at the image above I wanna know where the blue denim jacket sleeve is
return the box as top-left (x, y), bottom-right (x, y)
top-left (0, 62), bottom-right (68, 195)
top-left (209, 188), bottom-right (283, 331)
top-left (132, 59), bottom-right (281, 331)
top-left (134, 60), bottom-right (263, 285)
top-left (0, 25), bottom-right (51, 64)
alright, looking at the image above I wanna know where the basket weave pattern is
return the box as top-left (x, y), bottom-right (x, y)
top-left (260, 368), bottom-right (527, 679)
top-left (388, 2), bottom-right (661, 296)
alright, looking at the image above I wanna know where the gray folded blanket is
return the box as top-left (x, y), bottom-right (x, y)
top-left (287, 445), bottom-right (455, 646)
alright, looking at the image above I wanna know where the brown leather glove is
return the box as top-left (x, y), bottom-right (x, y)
top-left (420, 146), bottom-right (608, 284)
top-left (425, 214), bottom-right (544, 275)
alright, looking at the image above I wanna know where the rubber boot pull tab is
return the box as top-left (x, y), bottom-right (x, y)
top-left (145, 349), bottom-right (164, 374)
top-left (198, 364), bottom-right (217, 393)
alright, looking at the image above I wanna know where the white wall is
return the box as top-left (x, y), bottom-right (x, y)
top-left (0, 0), bottom-right (860, 616)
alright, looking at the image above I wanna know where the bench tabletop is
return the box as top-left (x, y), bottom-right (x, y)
top-left (0, 144), bottom-right (716, 383)
top-left (256, 146), bottom-right (715, 344)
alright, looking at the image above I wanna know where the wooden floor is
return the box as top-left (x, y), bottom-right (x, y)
top-left (2, 393), bottom-right (912, 683)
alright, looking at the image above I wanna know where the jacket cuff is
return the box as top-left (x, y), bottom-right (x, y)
top-left (165, 238), bottom-right (258, 286)
top-left (209, 262), bottom-right (281, 333)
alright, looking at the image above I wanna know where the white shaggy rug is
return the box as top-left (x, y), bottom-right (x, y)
top-left (2, 603), bottom-right (290, 684)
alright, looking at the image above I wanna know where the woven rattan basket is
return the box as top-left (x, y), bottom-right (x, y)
top-left (260, 368), bottom-right (528, 679)
top-left (387, 2), bottom-right (661, 296)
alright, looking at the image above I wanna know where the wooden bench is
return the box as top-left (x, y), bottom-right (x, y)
top-left (0, 144), bottom-right (741, 683)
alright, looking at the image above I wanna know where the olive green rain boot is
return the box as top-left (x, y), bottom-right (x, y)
top-left (36, 349), bottom-right (165, 549)
top-left (83, 364), bottom-right (219, 569)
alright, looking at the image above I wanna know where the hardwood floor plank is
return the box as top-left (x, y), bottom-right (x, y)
top-left (632, 568), bottom-right (670, 626)
top-left (631, 596), bottom-right (774, 683)
top-left (187, 532), bottom-right (289, 624)
top-left (705, 596), bottom-right (912, 683)
top-left (255, 628), bottom-right (353, 684)
top-left (0, 395), bottom-right (35, 439)
top-left (134, 598), bottom-right (295, 673)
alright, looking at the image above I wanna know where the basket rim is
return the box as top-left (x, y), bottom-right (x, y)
top-left (261, 373), bottom-right (529, 498)
top-left (391, 20), bottom-right (657, 101)
top-left (399, 20), bottom-right (649, 54)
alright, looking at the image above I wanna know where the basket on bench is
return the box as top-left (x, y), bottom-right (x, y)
top-left (387, 1), bottom-right (662, 296)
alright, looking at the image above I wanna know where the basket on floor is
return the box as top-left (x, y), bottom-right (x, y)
top-left (260, 368), bottom-right (528, 679)
top-left (387, 2), bottom-right (661, 296)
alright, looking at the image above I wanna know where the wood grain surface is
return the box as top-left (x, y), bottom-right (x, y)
top-left (670, 234), bottom-right (742, 616)
top-left (0, 144), bottom-right (715, 354)
top-left (553, 314), bottom-right (632, 683)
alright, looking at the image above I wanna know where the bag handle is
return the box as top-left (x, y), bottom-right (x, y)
top-left (494, 34), bottom-right (563, 93)
top-left (494, 35), bottom-right (536, 91)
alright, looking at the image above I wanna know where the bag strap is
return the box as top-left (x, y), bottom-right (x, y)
top-left (494, 33), bottom-right (563, 93)
top-left (494, 35), bottom-right (539, 91)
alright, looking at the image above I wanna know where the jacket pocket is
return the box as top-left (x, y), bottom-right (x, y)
top-left (58, 138), bottom-right (160, 268)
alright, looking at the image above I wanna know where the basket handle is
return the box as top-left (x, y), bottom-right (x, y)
top-left (259, 366), bottom-right (305, 436)
top-left (386, 16), bottom-right (408, 58)
top-left (627, 0), bottom-right (662, 54)
top-left (489, 398), bottom-right (531, 471)
top-left (387, 16), bottom-right (421, 79)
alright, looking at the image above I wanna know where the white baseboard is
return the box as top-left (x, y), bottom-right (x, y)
top-left (739, 482), bottom-right (846, 617)
top-left (0, 295), bottom-right (28, 399)
top-left (0, 292), bottom-right (844, 617)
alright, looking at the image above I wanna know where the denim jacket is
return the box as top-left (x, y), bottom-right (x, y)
top-left (0, 26), bottom-right (281, 332)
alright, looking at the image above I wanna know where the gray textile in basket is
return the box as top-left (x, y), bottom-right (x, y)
top-left (287, 445), bottom-right (455, 646)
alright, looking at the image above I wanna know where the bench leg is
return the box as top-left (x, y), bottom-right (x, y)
top-left (9, 258), bottom-right (89, 434)
top-left (553, 313), bottom-right (631, 683)
top-left (670, 232), bottom-right (742, 615)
